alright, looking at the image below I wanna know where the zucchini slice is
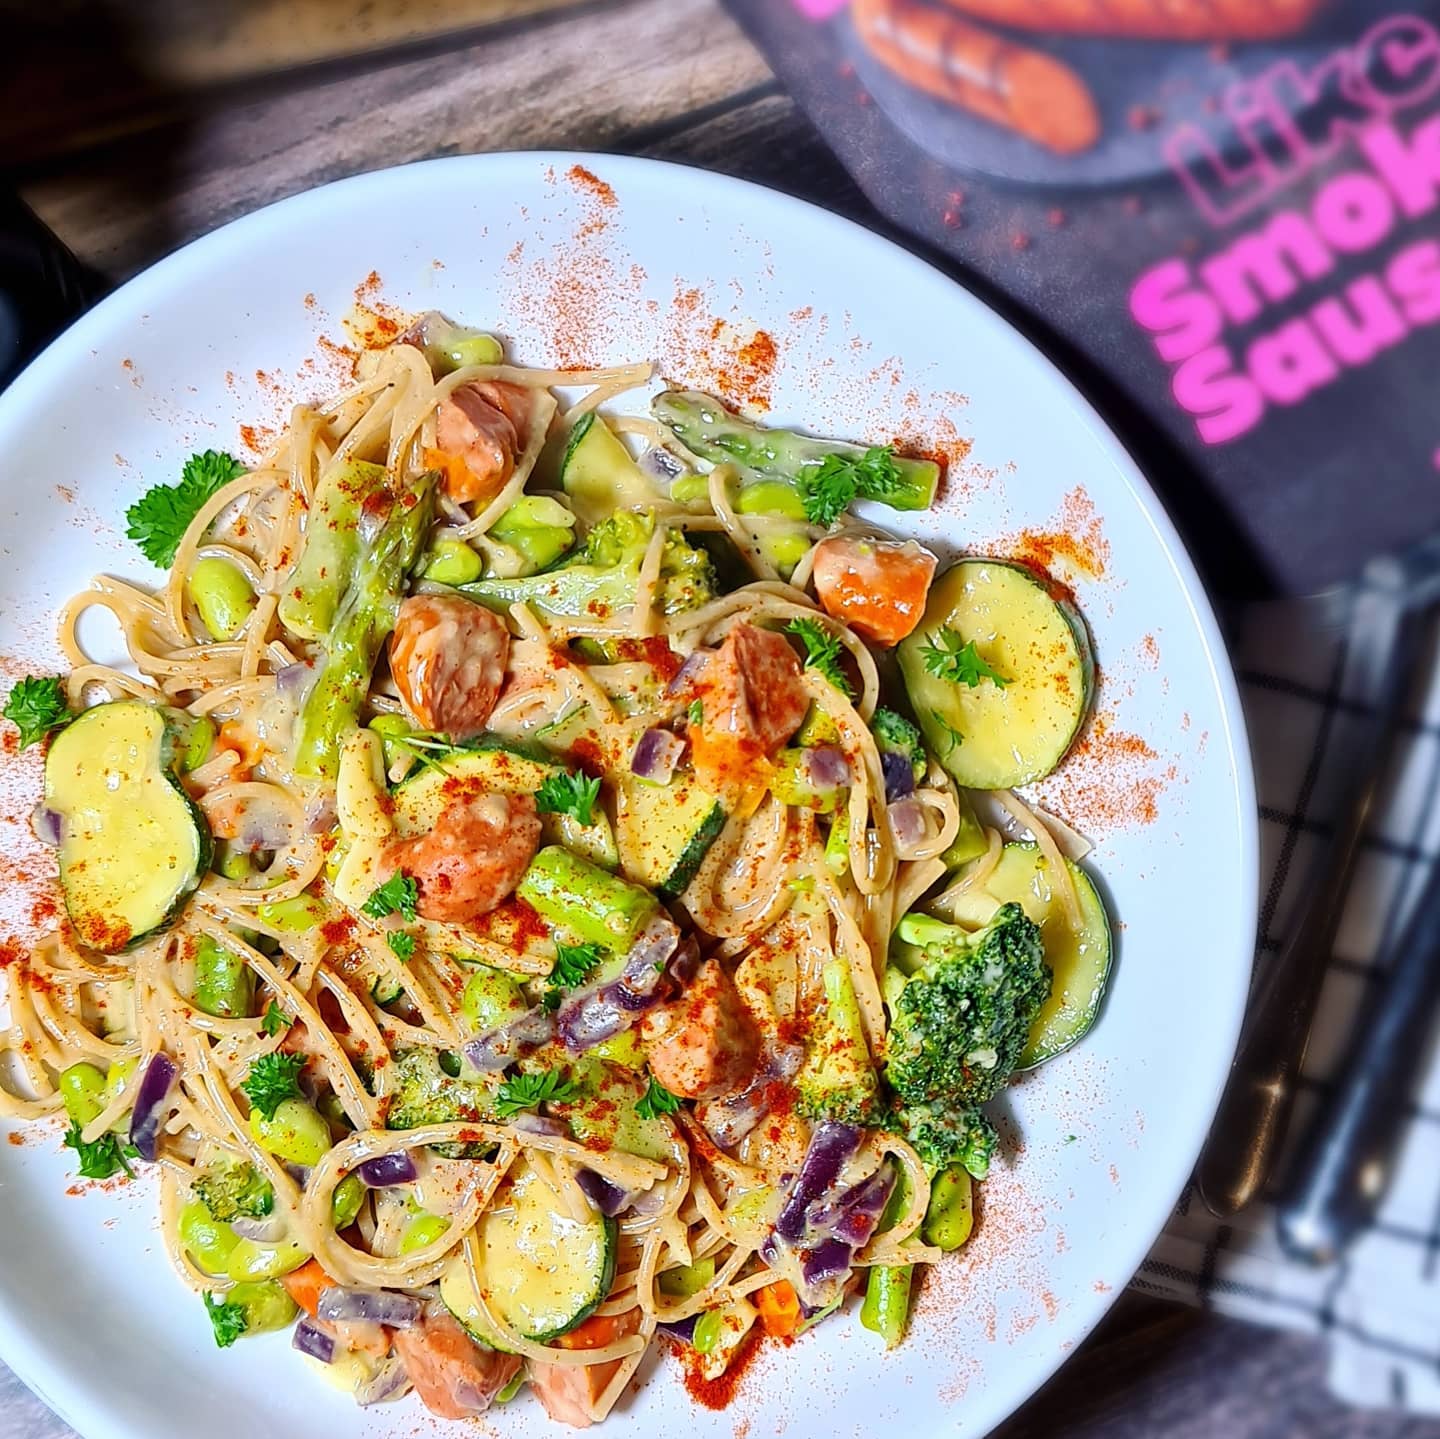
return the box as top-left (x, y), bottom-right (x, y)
top-left (440, 1160), bottom-right (617, 1342)
top-left (898, 560), bottom-right (1093, 790)
top-left (559, 412), bottom-right (663, 525)
top-left (559, 1059), bottom-right (673, 1164)
top-left (934, 841), bottom-right (1112, 1069)
top-left (44, 702), bottom-right (211, 953)
top-left (614, 771), bottom-right (726, 899)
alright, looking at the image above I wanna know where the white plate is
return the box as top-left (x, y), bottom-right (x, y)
top-left (0, 153), bottom-right (1256, 1439)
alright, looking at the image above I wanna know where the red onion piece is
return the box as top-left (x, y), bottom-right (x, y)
top-left (231, 1213), bottom-right (288, 1243)
top-left (316, 1287), bottom-right (421, 1329)
top-left (575, 1168), bottom-right (631, 1217)
top-left (666, 650), bottom-right (709, 698)
top-left (275, 660), bottom-right (315, 698)
top-left (658, 1315), bottom-right (699, 1344)
top-left (356, 1150), bottom-right (418, 1188)
top-left (631, 727), bottom-right (686, 785)
top-left (128, 1052), bottom-right (178, 1162)
top-left (29, 804), bottom-right (62, 847)
top-left (772, 1122), bottom-right (861, 1243)
top-left (556, 915), bottom-right (683, 1053)
top-left (293, 1318), bottom-right (335, 1363)
top-left (887, 797), bottom-right (928, 848)
top-left (356, 1355), bottom-right (412, 1407)
top-left (640, 445), bottom-right (687, 482)
top-left (803, 746), bottom-right (850, 792)
top-left (510, 1112), bottom-right (568, 1138)
top-left (461, 1008), bottom-right (555, 1073)
top-left (880, 751), bottom-right (915, 803)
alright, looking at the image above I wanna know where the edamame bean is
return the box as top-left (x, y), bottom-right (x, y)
top-left (187, 557), bottom-right (256, 641)
top-left (399, 1213), bottom-right (451, 1254)
top-left (692, 1310), bottom-right (724, 1354)
top-left (331, 1173), bottom-right (365, 1230)
top-left (180, 715), bottom-right (216, 772)
top-left (257, 894), bottom-right (325, 933)
top-left (441, 331), bottom-right (503, 369)
top-left (103, 1055), bottom-right (138, 1113)
top-left (227, 1279), bottom-right (299, 1334)
top-left (59, 1063), bottom-right (107, 1127)
top-left (421, 537), bottom-right (484, 586)
top-left (224, 1235), bottom-right (310, 1282)
top-left (658, 1257), bottom-right (716, 1299)
top-left (735, 481), bottom-right (808, 521)
top-left (670, 474), bottom-right (710, 506)
top-left (459, 965), bottom-right (526, 1033)
top-left (921, 1167), bottom-right (974, 1251)
top-left (249, 1097), bottom-right (332, 1168)
top-left (193, 934), bottom-right (255, 1019)
top-left (179, 1200), bottom-right (240, 1275)
top-left (214, 844), bottom-right (254, 881)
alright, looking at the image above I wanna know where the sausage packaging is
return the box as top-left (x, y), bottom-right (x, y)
top-left (722, 0), bottom-right (1440, 596)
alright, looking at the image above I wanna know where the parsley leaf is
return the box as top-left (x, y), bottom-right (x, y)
top-left (63, 1120), bottom-right (136, 1181)
top-left (635, 1077), bottom-right (682, 1121)
top-left (534, 769), bottom-right (602, 827)
top-left (549, 941), bottom-right (602, 990)
top-left (494, 1070), bottom-right (581, 1119)
top-left (203, 1291), bottom-right (249, 1349)
top-left (387, 930), bottom-right (417, 962)
top-left (125, 450), bottom-right (247, 568)
top-left (919, 630), bottom-right (1009, 689)
top-left (239, 1052), bottom-right (306, 1120)
top-left (260, 1002), bottom-right (290, 1038)
top-left (797, 446), bottom-right (903, 526)
top-left (363, 872), bottom-right (419, 923)
top-left (2, 676), bottom-right (73, 750)
top-left (786, 617), bottom-right (853, 698)
top-left (929, 709), bottom-right (965, 755)
top-left (687, 699), bottom-right (704, 726)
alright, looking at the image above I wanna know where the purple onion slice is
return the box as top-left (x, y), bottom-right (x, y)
top-left (128, 1052), bottom-right (179, 1163)
top-left (461, 1007), bottom-right (555, 1073)
top-left (230, 1213), bottom-right (288, 1243)
top-left (880, 750), bottom-right (916, 804)
top-left (803, 746), bottom-right (850, 792)
top-left (356, 1355), bottom-right (412, 1407)
top-left (631, 727), bottom-right (686, 785)
top-left (356, 1150), bottom-right (418, 1188)
top-left (658, 1315), bottom-right (699, 1344)
top-left (316, 1286), bottom-right (421, 1329)
top-left (575, 1168), bottom-right (631, 1217)
top-left (773, 1122), bottom-right (861, 1242)
top-left (293, 1318), bottom-right (336, 1363)
top-left (887, 797), bottom-right (928, 848)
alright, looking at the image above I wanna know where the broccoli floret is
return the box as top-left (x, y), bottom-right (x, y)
top-left (384, 1049), bottom-right (497, 1158)
top-left (192, 1159), bottom-right (275, 1222)
top-left (796, 958), bottom-right (882, 1127)
top-left (460, 510), bottom-right (716, 620)
top-left (871, 708), bottom-right (926, 782)
top-left (889, 1102), bottom-right (997, 1181)
top-left (884, 904), bottom-right (1050, 1113)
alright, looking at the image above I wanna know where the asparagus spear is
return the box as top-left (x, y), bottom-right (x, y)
top-left (278, 459), bottom-right (389, 642)
top-left (293, 472), bottom-right (437, 779)
top-left (651, 390), bottom-right (940, 517)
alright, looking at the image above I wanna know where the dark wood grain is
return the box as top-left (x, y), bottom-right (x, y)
top-left (7, 1), bottom-right (1439, 1435)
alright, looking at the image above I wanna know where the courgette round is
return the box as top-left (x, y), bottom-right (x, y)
top-left (934, 841), bottom-right (1112, 1069)
top-left (44, 701), bottom-right (211, 953)
top-left (898, 560), bottom-right (1093, 790)
top-left (439, 1159), bottom-right (617, 1343)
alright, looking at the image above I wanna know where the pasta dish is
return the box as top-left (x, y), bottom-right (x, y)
top-left (0, 314), bottom-right (1113, 1425)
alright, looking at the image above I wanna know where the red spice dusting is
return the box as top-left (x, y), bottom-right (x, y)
top-left (1139, 634), bottom-right (1160, 669)
top-left (567, 736), bottom-right (607, 778)
top-left (612, 636), bottom-right (682, 684)
top-left (0, 938), bottom-right (22, 971)
top-left (1127, 104), bottom-right (1161, 131)
top-left (7, 1132), bottom-right (23, 1146)
top-left (320, 914), bottom-right (356, 947)
top-left (1032, 711), bottom-right (1166, 830)
top-left (1, 732), bottom-right (15, 756)
top-left (999, 486), bottom-right (1109, 581)
top-left (29, 894), bottom-right (57, 928)
top-left (1047, 207), bottom-right (1068, 229)
top-left (566, 165), bottom-right (617, 208)
top-left (238, 423), bottom-right (276, 457)
top-left (675, 1328), bottom-right (765, 1410)
top-left (55, 484), bottom-right (75, 504)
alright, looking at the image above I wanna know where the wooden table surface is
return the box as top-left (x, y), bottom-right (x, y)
top-left (8, 2), bottom-right (1440, 1436)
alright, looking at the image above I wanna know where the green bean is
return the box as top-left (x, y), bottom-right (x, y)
top-left (460, 965), bottom-right (527, 1033)
top-left (193, 935), bottom-right (255, 1019)
top-left (223, 1236), bottom-right (310, 1282)
top-left (517, 846), bottom-right (659, 952)
top-left (331, 1173), bottom-right (365, 1230)
top-left (188, 557), bottom-right (257, 641)
top-left (922, 1167), bottom-right (974, 1251)
top-left (859, 1265), bottom-right (914, 1348)
top-left (735, 481), bottom-right (808, 521)
top-left (670, 474), bottom-right (710, 507)
top-left (179, 1200), bottom-right (240, 1275)
top-left (249, 1097), bottom-right (332, 1167)
top-left (257, 894), bottom-right (325, 933)
top-left (59, 1063), bottom-right (108, 1127)
top-left (227, 1279), bottom-right (299, 1334)
top-left (366, 713), bottom-right (416, 773)
top-left (180, 715), bottom-right (216, 772)
top-left (658, 1257), bottom-right (716, 1299)
top-left (400, 1213), bottom-right (451, 1254)
top-left (421, 537), bottom-right (484, 586)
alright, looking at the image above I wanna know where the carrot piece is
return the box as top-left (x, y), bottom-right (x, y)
top-left (280, 1258), bottom-right (335, 1318)
top-left (554, 1310), bottom-right (631, 1351)
top-left (217, 719), bottom-right (263, 769)
top-left (755, 1279), bottom-right (801, 1338)
top-left (811, 536), bottom-right (938, 647)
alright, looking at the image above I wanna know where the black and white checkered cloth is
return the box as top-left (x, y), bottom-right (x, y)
top-left (1138, 596), bottom-right (1440, 1412)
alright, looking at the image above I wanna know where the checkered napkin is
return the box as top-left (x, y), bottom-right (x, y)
top-left (1137, 594), bottom-right (1440, 1413)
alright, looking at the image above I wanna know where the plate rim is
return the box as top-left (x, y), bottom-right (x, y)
top-left (0, 149), bottom-right (1258, 1439)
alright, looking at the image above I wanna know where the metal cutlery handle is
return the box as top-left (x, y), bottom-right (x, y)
top-left (1196, 563), bottom-right (1422, 1218)
top-left (1276, 852), bottom-right (1440, 1262)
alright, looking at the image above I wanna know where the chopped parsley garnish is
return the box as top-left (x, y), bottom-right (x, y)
top-left (125, 450), bottom-right (247, 568)
top-left (635, 1077), bottom-right (682, 1120)
top-left (63, 1121), bottom-right (136, 1181)
top-left (535, 769), bottom-right (603, 827)
top-left (930, 709), bottom-right (965, 755)
top-left (2, 675), bottom-right (73, 750)
top-left (362, 872), bottom-right (419, 923)
top-left (203, 1291), bottom-right (248, 1349)
top-left (797, 446), bottom-right (904, 526)
top-left (687, 699), bottom-right (704, 726)
top-left (786, 617), bottom-right (853, 698)
top-left (549, 941), bottom-right (603, 990)
top-left (920, 630), bottom-right (1009, 689)
top-left (260, 1002), bottom-right (290, 1038)
top-left (239, 1052), bottom-right (306, 1120)
top-left (387, 931), bottom-right (417, 963)
top-left (494, 1069), bottom-right (581, 1119)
